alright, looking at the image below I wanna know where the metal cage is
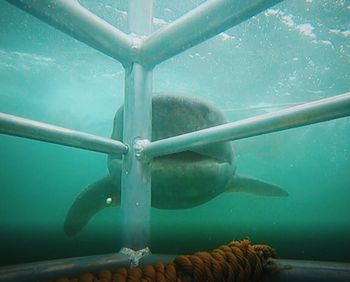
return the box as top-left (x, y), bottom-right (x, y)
top-left (0, 0), bottom-right (350, 281)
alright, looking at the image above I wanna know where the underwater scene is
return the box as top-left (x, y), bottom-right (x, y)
top-left (0, 0), bottom-right (350, 267)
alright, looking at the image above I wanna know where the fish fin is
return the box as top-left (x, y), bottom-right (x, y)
top-left (64, 175), bottom-right (119, 237)
top-left (226, 174), bottom-right (288, 197)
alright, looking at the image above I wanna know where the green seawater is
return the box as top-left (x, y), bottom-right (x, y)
top-left (0, 0), bottom-right (349, 266)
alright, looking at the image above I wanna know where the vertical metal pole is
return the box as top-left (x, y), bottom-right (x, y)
top-left (121, 0), bottom-right (153, 250)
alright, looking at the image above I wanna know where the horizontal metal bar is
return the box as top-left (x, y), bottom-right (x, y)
top-left (140, 0), bottom-right (283, 66)
top-left (1, 256), bottom-right (350, 282)
top-left (264, 259), bottom-right (350, 282)
top-left (0, 253), bottom-right (175, 282)
top-left (0, 112), bottom-right (128, 155)
top-left (5, 0), bottom-right (133, 66)
top-left (142, 92), bottom-right (350, 159)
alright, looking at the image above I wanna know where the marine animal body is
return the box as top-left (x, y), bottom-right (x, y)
top-left (64, 94), bottom-right (288, 236)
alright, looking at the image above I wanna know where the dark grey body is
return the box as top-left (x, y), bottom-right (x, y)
top-left (64, 94), bottom-right (287, 236)
top-left (108, 94), bottom-right (235, 209)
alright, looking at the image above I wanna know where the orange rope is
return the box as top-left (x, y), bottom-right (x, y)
top-left (53, 239), bottom-right (276, 282)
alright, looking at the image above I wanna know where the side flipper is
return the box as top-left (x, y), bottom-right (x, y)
top-left (64, 176), bottom-right (119, 237)
top-left (226, 174), bottom-right (288, 197)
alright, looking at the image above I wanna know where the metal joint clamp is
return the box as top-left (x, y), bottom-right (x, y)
top-left (120, 247), bottom-right (151, 267)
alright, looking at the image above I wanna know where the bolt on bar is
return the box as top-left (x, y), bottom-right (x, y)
top-left (6, 0), bottom-right (133, 66)
top-left (120, 0), bottom-right (153, 250)
top-left (0, 112), bottom-right (128, 155)
top-left (142, 92), bottom-right (350, 159)
top-left (140, 0), bottom-right (283, 66)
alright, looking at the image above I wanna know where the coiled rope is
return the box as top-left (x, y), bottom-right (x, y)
top-left (54, 239), bottom-right (276, 282)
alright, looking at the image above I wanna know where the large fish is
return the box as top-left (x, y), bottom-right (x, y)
top-left (64, 94), bottom-right (288, 236)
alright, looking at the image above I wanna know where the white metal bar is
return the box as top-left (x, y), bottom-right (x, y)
top-left (5, 0), bottom-right (133, 66)
top-left (140, 0), bottom-right (283, 66)
top-left (0, 112), bottom-right (128, 155)
top-left (142, 92), bottom-right (350, 159)
top-left (121, 0), bottom-right (153, 250)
